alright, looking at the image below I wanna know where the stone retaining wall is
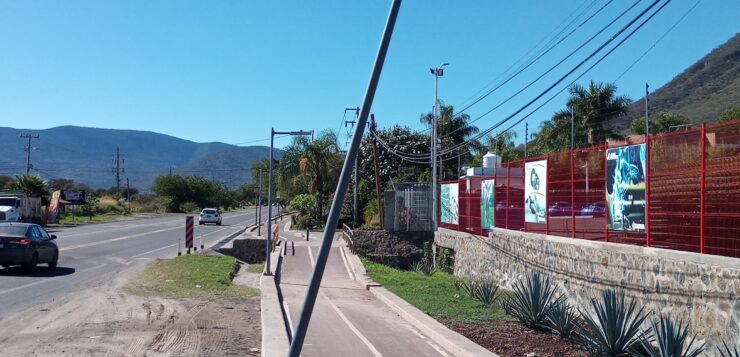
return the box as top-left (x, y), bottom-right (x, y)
top-left (229, 238), bottom-right (267, 264)
top-left (435, 228), bottom-right (740, 348)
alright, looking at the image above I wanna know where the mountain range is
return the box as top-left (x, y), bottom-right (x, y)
top-left (0, 126), bottom-right (278, 191)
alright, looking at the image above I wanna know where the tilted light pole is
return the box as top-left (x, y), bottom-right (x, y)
top-left (430, 62), bottom-right (448, 231)
top-left (266, 128), bottom-right (312, 275)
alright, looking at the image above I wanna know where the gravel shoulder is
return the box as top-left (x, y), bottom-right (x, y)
top-left (0, 260), bottom-right (262, 356)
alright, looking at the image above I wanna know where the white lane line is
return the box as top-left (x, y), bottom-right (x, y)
top-left (306, 246), bottom-right (382, 357)
top-left (338, 245), bottom-right (356, 281)
top-left (283, 301), bottom-right (296, 339)
top-left (0, 263), bottom-right (107, 296)
top-left (60, 226), bottom-right (180, 251)
top-left (130, 226), bottom-right (239, 259)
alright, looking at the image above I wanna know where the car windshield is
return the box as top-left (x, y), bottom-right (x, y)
top-left (0, 198), bottom-right (17, 207)
top-left (0, 226), bottom-right (28, 236)
top-left (203, 209), bottom-right (216, 214)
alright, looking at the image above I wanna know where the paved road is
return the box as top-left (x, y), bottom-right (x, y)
top-left (277, 226), bottom-right (449, 357)
top-left (0, 209), bottom-right (261, 318)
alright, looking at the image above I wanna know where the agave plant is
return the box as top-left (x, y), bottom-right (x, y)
top-left (717, 341), bottom-right (740, 357)
top-left (411, 259), bottom-right (434, 276)
top-left (634, 315), bottom-right (704, 357)
top-left (576, 289), bottom-right (649, 357)
top-left (503, 271), bottom-right (561, 330)
top-left (546, 299), bottom-right (577, 339)
top-left (454, 277), bottom-right (471, 295)
top-left (470, 278), bottom-right (500, 307)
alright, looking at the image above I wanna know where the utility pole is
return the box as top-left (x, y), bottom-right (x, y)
top-left (524, 123), bottom-right (528, 159)
top-left (21, 133), bottom-right (39, 175)
top-left (126, 178), bottom-right (131, 211)
top-left (645, 83), bottom-right (650, 137)
top-left (430, 63), bottom-right (448, 232)
top-left (571, 106), bottom-right (575, 150)
top-left (370, 114), bottom-right (384, 228)
top-left (112, 147), bottom-right (124, 195)
top-left (344, 106), bottom-right (360, 226)
top-left (258, 170), bottom-right (263, 236)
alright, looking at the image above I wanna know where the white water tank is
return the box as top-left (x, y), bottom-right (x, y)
top-left (482, 152), bottom-right (500, 168)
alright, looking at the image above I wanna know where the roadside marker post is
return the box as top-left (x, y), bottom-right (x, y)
top-left (185, 216), bottom-right (194, 254)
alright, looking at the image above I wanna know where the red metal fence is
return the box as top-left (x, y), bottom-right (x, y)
top-left (440, 119), bottom-right (740, 259)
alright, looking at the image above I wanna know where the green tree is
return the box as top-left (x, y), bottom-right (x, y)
top-left (629, 112), bottom-right (691, 135)
top-left (0, 175), bottom-right (14, 190)
top-left (152, 174), bottom-right (232, 212)
top-left (484, 131), bottom-right (524, 163)
top-left (718, 107), bottom-right (740, 122)
top-left (420, 104), bottom-right (484, 179)
top-left (7, 175), bottom-right (49, 200)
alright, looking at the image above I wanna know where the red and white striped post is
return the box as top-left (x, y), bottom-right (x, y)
top-left (185, 216), bottom-right (194, 254)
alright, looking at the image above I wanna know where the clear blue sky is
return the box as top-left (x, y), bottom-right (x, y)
top-left (1, 0), bottom-right (737, 148)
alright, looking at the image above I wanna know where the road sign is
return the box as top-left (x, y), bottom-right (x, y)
top-left (185, 216), bottom-right (194, 251)
top-left (61, 190), bottom-right (86, 205)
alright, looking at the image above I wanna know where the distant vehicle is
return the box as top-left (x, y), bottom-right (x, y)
top-left (0, 223), bottom-right (58, 272)
top-left (0, 192), bottom-right (43, 224)
top-left (548, 201), bottom-right (576, 217)
top-left (580, 202), bottom-right (606, 217)
top-left (199, 208), bottom-right (222, 225)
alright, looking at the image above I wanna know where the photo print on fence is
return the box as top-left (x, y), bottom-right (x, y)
top-left (481, 179), bottom-right (495, 229)
top-left (441, 183), bottom-right (459, 224)
top-left (606, 143), bottom-right (647, 232)
top-left (524, 160), bottom-right (547, 223)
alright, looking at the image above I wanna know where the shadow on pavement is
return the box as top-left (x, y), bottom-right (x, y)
top-left (0, 266), bottom-right (76, 277)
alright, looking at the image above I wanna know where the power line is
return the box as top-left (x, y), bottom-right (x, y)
top-left (20, 133), bottom-right (40, 175)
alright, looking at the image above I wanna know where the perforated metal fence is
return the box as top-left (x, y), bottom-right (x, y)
top-left (383, 183), bottom-right (433, 232)
top-left (440, 119), bottom-right (740, 259)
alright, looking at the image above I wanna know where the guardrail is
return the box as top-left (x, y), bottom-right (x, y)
top-left (341, 224), bottom-right (355, 254)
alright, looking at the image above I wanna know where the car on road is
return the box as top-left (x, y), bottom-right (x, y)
top-left (548, 201), bottom-right (577, 217)
top-left (199, 208), bottom-right (222, 225)
top-left (580, 202), bottom-right (606, 217)
top-left (0, 222), bottom-right (58, 272)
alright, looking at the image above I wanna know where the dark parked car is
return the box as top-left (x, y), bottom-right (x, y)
top-left (580, 202), bottom-right (606, 217)
top-left (0, 223), bottom-right (58, 272)
top-left (548, 201), bottom-right (576, 217)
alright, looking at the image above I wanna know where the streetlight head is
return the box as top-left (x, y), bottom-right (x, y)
top-left (429, 68), bottom-right (435, 74)
top-left (290, 131), bottom-right (312, 136)
top-left (442, 63), bottom-right (449, 67)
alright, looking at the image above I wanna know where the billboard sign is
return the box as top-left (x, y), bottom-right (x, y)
top-left (440, 183), bottom-right (459, 225)
top-left (61, 190), bottom-right (86, 205)
top-left (481, 179), bottom-right (495, 230)
top-left (524, 160), bottom-right (547, 223)
top-left (606, 144), bottom-right (646, 232)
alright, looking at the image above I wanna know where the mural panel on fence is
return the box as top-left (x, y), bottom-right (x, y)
top-left (481, 179), bottom-right (495, 229)
top-left (441, 183), bottom-right (459, 224)
top-left (606, 143), bottom-right (646, 232)
top-left (524, 160), bottom-right (547, 223)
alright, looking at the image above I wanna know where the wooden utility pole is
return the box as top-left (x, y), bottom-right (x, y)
top-left (370, 115), bottom-right (384, 228)
top-left (21, 133), bottom-right (39, 175)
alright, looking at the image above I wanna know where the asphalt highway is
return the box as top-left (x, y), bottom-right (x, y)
top-left (0, 209), bottom-right (259, 318)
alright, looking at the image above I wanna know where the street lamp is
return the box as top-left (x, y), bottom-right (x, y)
top-left (266, 128), bottom-right (312, 275)
top-left (430, 62), bottom-right (448, 232)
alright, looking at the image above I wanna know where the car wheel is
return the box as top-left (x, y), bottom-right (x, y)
top-left (48, 251), bottom-right (58, 269)
top-left (217, 221), bottom-right (222, 226)
top-left (24, 253), bottom-right (39, 273)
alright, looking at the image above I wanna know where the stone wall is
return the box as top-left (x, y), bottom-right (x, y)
top-left (435, 228), bottom-right (740, 348)
top-left (228, 238), bottom-right (267, 264)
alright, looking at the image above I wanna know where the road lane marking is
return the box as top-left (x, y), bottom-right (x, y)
top-left (0, 263), bottom-right (107, 296)
top-left (306, 246), bottom-right (382, 356)
top-left (129, 226), bottom-right (240, 259)
top-left (338, 245), bottom-right (356, 281)
top-left (60, 226), bottom-right (181, 251)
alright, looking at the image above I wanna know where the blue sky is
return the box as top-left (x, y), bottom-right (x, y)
top-left (1, 0), bottom-right (737, 148)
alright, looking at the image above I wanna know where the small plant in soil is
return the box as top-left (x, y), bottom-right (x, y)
top-left (716, 341), bottom-right (740, 357)
top-left (411, 259), bottom-right (434, 275)
top-left (576, 289), bottom-right (648, 357)
top-left (503, 271), bottom-right (561, 330)
top-left (469, 278), bottom-right (500, 308)
top-left (634, 315), bottom-right (704, 357)
top-left (546, 299), bottom-right (577, 339)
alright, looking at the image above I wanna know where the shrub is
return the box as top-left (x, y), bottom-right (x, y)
top-left (635, 315), bottom-right (704, 357)
top-left (546, 299), bottom-right (577, 339)
top-left (576, 289), bottom-right (648, 357)
top-left (179, 201), bottom-right (200, 213)
top-left (469, 278), bottom-right (500, 307)
top-left (503, 271), bottom-right (561, 330)
top-left (288, 194), bottom-right (317, 216)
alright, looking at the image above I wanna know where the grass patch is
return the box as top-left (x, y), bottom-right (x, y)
top-left (362, 258), bottom-right (511, 323)
top-left (247, 262), bottom-right (265, 273)
top-left (127, 254), bottom-right (259, 299)
top-left (58, 212), bottom-right (122, 225)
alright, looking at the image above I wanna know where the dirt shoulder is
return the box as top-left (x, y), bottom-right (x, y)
top-left (0, 258), bottom-right (262, 356)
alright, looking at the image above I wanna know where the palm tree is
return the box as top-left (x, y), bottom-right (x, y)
top-left (485, 131), bottom-right (523, 163)
top-left (559, 81), bottom-right (631, 144)
top-left (421, 104), bottom-right (484, 179)
top-left (281, 130), bottom-right (342, 219)
top-left (8, 175), bottom-right (49, 198)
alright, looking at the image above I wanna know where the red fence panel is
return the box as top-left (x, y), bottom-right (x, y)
top-left (704, 120), bottom-right (740, 258)
top-left (574, 145), bottom-right (607, 241)
top-left (548, 150), bottom-right (573, 238)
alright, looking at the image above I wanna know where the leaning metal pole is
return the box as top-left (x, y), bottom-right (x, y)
top-left (266, 129), bottom-right (274, 275)
top-left (287, 1), bottom-right (401, 355)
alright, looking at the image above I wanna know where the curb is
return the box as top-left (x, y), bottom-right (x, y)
top-left (343, 247), bottom-right (499, 357)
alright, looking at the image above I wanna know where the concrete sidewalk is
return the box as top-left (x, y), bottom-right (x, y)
top-left (259, 220), bottom-right (497, 357)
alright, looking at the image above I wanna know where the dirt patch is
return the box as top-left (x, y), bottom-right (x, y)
top-left (0, 264), bottom-right (262, 356)
top-left (445, 320), bottom-right (587, 357)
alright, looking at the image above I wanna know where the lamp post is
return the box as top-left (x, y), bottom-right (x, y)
top-left (266, 128), bottom-right (312, 275)
top-left (430, 62), bottom-right (448, 232)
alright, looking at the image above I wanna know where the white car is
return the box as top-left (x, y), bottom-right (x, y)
top-left (198, 208), bottom-right (222, 225)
